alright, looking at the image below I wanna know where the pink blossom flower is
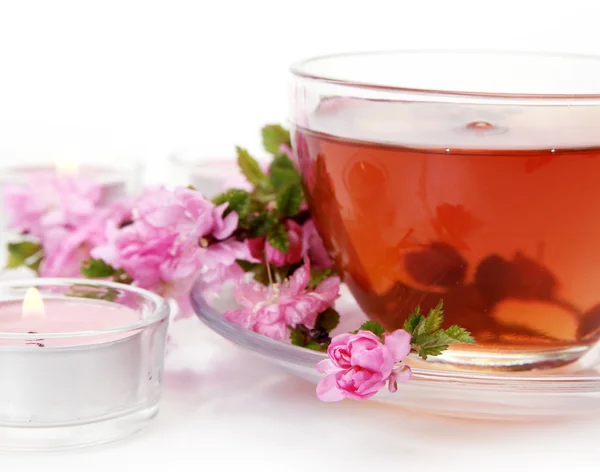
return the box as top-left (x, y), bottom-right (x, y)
top-left (91, 186), bottom-right (238, 290)
top-left (316, 329), bottom-right (412, 402)
top-left (199, 240), bottom-right (256, 293)
top-left (224, 259), bottom-right (340, 341)
top-left (302, 220), bottom-right (334, 270)
top-left (248, 219), bottom-right (303, 268)
top-left (41, 199), bottom-right (132, 277)
top-left (3, 174), bottom-right (102, 238)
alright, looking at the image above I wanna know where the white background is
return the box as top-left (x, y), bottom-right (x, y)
top-left (1, 0), bottom-right (600, 469)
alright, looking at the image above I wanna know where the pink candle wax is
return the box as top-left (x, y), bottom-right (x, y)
top-left (0, 298), bottom-right (140, 347)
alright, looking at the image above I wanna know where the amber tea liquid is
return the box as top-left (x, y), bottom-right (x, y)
top-left (296, 98), bottom-right (600, 368)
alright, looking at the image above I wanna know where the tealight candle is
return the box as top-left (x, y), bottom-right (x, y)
top-left (0, 278), bottom-right (170, 451)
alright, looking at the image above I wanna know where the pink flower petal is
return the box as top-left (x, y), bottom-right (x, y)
top-left (390, 364), bottom-right (412, 383)
top-left (316, 374), bottom-right (345, 402)
top-left (288, 258), bottom-right (311, 294)
top-left (384, 329), bottom-right (412, 363)
top-left (316, 359), bottom-right (339, 374)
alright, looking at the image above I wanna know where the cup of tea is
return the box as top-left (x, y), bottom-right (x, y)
top-left (289, 50), bottom-right (600, 370)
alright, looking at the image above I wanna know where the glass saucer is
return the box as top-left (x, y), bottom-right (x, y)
top-left (190, 279), bottom-right (600, 421)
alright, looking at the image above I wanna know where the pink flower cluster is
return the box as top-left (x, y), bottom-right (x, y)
top-left (91, 187), bottom-right (238, 292)
top-left (3, 178), bottom-right (245, 299)
top-left (3, 174), bottom-right (106, 276)
top-left (224, 259), bottom-right (340, 341)
top-left (316, 330), bottom-right (412, 401)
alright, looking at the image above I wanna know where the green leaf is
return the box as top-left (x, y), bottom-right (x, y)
top-left (235, 259), bottom-right (261, 272)
top-left (252, 266), bottom-right (271, 286)
top-left (424, 300), bottom-right (444, 333)
top-left (267, 223), bottom-right (290, 253)
top-left (26, 257), bottom-right (43, 274)
top-left (270, 166), bottom-right (300, 189)
top-left (358, 320), bottom-right (385, 340)
top-left (6, 241), bottom-right (43, 269)
top-left (269, 167), bottom-right (300, 190)
top-left (444, 325), bottom-right (476, 344)
top-left (248, 212), bottom-right (275, 238)
top-left (403, 312), bottom-right (424, 336)
top-left (308, 267), bottom-right (334, 289)
top-left (8, 241), bottom-right (41, 258)
top-left (276, 182), bottom-right (304, 217)
top-left (411, 325), bottom-right (475, 360)
top-left (81, 259), bottom-right (115, 278)
top-left (112, 269), bottom-right (133, 285)
top-left (5, 253), bottom-right (24, 269)
top-left (270, 153), bottom-right (296, 171)
top-left (290, 327), bottom-right (306, 347)
top-left (411, 333), bottom-right (449, 359)
top-left (261, 124), bottom-right (291, 155)
top-left (236, 146), bottom-right (268, 186)
top-left (315, 308), bottom-right (340, 333)
top-left (305, 342), bottom-right (328, 352)
top-left (212, 189), bottom-right (251, 219)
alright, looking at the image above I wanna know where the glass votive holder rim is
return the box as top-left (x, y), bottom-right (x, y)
top-left (0, 278), bottom-right (170, 340)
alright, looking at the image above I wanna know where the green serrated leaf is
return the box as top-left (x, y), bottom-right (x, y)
top-left (411, 333), bottom-right (449, 360)
top-left (424, 300), bottom-right (444, 334)
top-left (290, 327), bottom-right (306, 347)
top-left (358, 320), bottom-right (385, 339)
top-left (269, 166), bottom-right (301, 190)
top-left (248, 212), bottom-right (275, 238)
top-left (262, 124), bottom-right (291, 155)
top-left (308, 268), bottom-right (334, 289)
top-left (270, 153), bottom-right (296, 171)
top-left (236, 146), bottom-right (268, 186)
top-left (315, 308), bottom-right (340, 333)
top-left (444, 325), bottom-right (476, 344)
top-left (276, 182), bottom-right (304, 217)
top-left (212, 189), bottom-right (251, 219)
top-left (267, 223), bottom-right (290, 253)
top-left (81, 259), bottom-right (115, 278)
top-left (417, 344), bottom-right (448, 360)
top-left (403, 312), bottom-right (424, 336)
top-left (305, 342), bottom-right (328, 352)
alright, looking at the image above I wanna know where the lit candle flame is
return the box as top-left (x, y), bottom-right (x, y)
top-left (55, 160), bottom-right (80, 176)
top-left (22, 287), bottom-right (46, 320)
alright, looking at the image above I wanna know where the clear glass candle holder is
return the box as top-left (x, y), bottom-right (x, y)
top-left (0, 278), bottom-right (170, 451)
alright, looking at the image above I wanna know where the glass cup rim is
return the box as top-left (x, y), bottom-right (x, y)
top-left (0, 278), bottom-right (171, 339)
top-left (290, 49), bottom-right (600, 101)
